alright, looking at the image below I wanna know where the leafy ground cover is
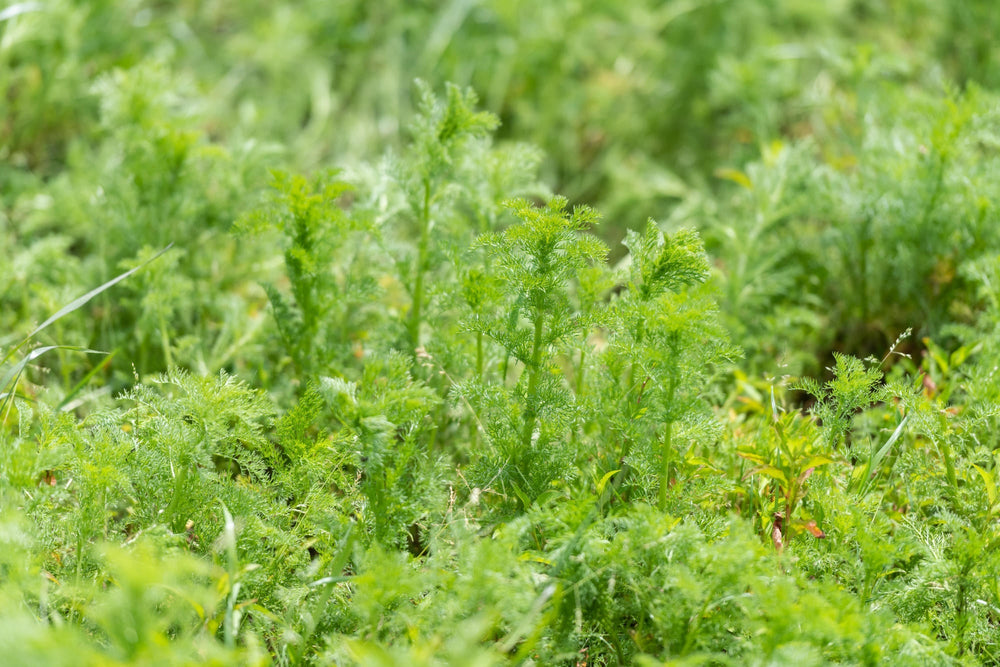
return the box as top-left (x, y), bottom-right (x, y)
top-left (3, 1), bottom-right (1000, 664)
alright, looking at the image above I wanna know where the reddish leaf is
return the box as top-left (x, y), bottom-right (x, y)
top-left (802, 521), bottom-right (826, 538)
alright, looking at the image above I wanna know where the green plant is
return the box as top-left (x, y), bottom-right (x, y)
top-left (737, 409), bottom-right (832, 549)
top-left (599, 222), bottom-right (735, 509)
top-left (10, 4), bottom-right (1000, 663)
top-left (461, 196), bottom-right (607, 511)
top-left (318, 352), bottom-right (445, 547)
top-left (0, 246), bottom-right (171, 423)
top-left (237, 170), bottom-right (376, 380)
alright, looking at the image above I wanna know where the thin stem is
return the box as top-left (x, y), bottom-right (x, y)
top-left (472, 330), bottom-right (484, 449)
top-left (658, 424), bottom-right (673, 511)
top-left (476, 331), bottom-right (484, 380)
top-left (409, 179), bottom-right (432, 353)
top-left (164, 462), bottom-right (189, 532)
top-left (571, 344), bottom-right (587, 447)
top-left (521, 309), bottom-right (545, 450)
top-left (575, 345), bottom-right (586, 398)
top-left (158, 309), bottom-right (173, 369)
top-left (658, 362), bottom-right (678, 511)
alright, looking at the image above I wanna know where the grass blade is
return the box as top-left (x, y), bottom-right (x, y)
top-left (2, 243), bottom-right (173, 366)
top-left (1, 346), bottom-right (108, 426)
top-left (55, 351), bottom-right (117, 412)
top-left (856, 413), bottom-right (909, 496)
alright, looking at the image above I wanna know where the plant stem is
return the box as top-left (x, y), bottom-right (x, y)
top-left (575, 346), bottom-right (586, 398)
top-left (472, 330), bottom-right (484, 449)
top-left (571, 345), bottom-right (586, 447)
top-left (158, 310), bottom-right (173, 369)
top-left (658, 360), bottom-right (678, 511)
top-left (476, 330), bottom-right (484, 381)
top-left (164, 462), bottom-right (189, 532)
top-left (409, 179), bottom-right (432, 353)
top-left (521, 310), bottom-right (545, 450)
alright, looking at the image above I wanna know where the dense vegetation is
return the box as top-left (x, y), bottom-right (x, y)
top-left (4, 1), bottom-right (1000, 664)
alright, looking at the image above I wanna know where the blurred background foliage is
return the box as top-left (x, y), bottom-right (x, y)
top-left (4, 0), bottom-right (1000, 387)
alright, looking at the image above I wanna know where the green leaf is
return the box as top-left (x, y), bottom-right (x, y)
top-left (750, 465), bottom-right (788, 485)
top-left (972, 463), bottom-right (997, 507)
top-left (596, 468), bottom-right (620, 496)
top-left (55, 351), bottom-right (116, 412)
top-left (737, 451), bottom-right (768, 466)
top-left (854, 414), bottom-right (909, 496)
top-left (715, 167), bottom-right (753, 189)
top-left (798, 455), bottom-right (834, 470)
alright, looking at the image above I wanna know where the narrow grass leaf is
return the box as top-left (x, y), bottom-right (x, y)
top-left (857, 413), bottom-right (909, 496)
top-left (55, 351), bottom-right (116, 412)
top-left (3, 243), bottom-right (173, 366)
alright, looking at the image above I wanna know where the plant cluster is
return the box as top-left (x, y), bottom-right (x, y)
top-left (4, 2), bottom-right (1000, 665)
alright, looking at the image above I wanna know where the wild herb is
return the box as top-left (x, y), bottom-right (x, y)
top-left (6, 4), bottom-right (1000, 664)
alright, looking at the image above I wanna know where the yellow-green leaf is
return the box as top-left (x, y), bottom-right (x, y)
top-left (714, 167), bottom-right (752, 189)
top-left (972, 463), bottom-right (997, 506)
top-left (799, 455), bottom-right (834, 470)
top-left (596, 469), bottom-right (620, 496)
top-left (750, 465), bottom-right (788, 485)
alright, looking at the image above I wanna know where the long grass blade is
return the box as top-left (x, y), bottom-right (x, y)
top-left (856, 413), bottom-right (909, 496)
top-left (0, 346), bottom-right (109, 422)
top-left (0, 346), bottom-right (109, 399)
top-left (1, 243), bottom-right (173, 366)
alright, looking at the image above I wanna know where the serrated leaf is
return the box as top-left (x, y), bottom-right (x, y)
top-left (737, 451), bottom-right (768, 466)
top-left (685, 456), bottom-right (720, 472)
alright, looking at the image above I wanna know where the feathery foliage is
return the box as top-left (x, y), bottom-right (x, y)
top-left (6, 3), bottom-right (1000, 664)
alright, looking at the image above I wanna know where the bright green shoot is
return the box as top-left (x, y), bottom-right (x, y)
top-left (480, 196), bottom-right (607, 450)
top-left (405, 82), bottom-right (499, 353)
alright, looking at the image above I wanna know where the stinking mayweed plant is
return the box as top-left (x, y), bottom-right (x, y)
top-left (459, 196), bottom-right (607, 511)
